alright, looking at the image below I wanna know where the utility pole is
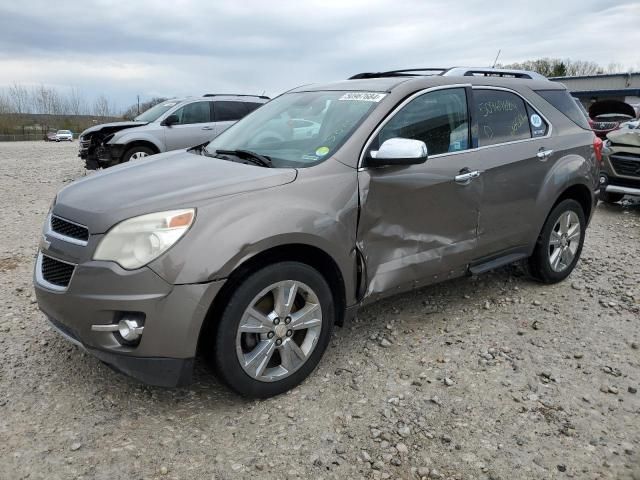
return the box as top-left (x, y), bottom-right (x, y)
top-left (137, 95), bottom-right (140, 115)
top-left (492, 49), bottom-right (501, 68)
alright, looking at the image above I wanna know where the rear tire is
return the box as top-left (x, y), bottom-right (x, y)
top-left (528, 199), bottom-right (586, 284)
top-left (121, 145), bottom-right (155, 163)
top-left (599, 191), bottom-right (624, 204)
top-left (212, 261), bottom-right (334, 398)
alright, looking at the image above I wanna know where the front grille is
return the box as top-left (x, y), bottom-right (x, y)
top-left (593, 121), bottom-right (618, 131)
top-left (41, 255), bottom-right (75, 287)
top-left (51, 215), bottom-right (89, 242)
top-left (611, 154), bottom-right (640, 178)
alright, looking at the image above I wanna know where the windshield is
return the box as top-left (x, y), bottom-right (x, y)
top-left (135, 100), bottom-right (180, 122)
top-left (58, 130), bottom-right (71, 134)
top-left (205, 91), bottom-right (384, 167)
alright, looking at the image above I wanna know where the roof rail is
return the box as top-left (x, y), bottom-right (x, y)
top-left (202, 94), bottom-right (270, 99)
top-left (348, 68), bottom-right (448, 79)
top-left (348, 67), bottom-right (548, 81)
top-left (443, 67), bottom-right (547, 80)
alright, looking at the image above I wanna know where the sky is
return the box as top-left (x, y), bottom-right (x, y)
top-left (0, 0), bottom-right (638, 111)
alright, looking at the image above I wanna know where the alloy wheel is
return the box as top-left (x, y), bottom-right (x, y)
top-left (548, 211), bottom-right (581, 272)
top-left (130, 151), bottom-right (148, 161)
top-left (235, 280), bottom-right (322, 382)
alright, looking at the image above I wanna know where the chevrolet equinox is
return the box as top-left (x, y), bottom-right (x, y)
top-left (34, 67), bottom-right (600, 397)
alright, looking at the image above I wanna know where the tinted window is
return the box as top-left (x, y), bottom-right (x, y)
top-left (535, 90), bottom-right (591, 130)
top-left (173, 101), bottom-right (211, 125)
top-left (475, 90), bottom-right (531, 146)
top-left (376, 88), bottom-right (469, 155)
top-left (245, 102), bottom-right (264, 114)
top-left (214, 101), bottom-right (247, 122)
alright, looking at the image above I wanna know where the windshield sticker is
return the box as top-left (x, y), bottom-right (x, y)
top-left (530, 114), bottom-right (543, 128)
top-left (162, 102), bottom-right (177, 107)
top-left (315, 146), bottom-right (330, 156)
top-left (339, 92), bottom-right (386, 102)
top-left (302, 154), bottom-right (318, 162)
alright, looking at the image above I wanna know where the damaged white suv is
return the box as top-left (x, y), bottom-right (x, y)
top-left (78, 94), bottom-right (269, 169)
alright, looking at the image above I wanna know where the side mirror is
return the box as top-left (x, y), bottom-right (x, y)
top-left (162, 114), bottom-right (179, 127)
top-left (367, 138), bottom-right (428, 167)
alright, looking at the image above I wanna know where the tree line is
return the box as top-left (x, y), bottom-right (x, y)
top-left (0, 83), bottom-right (121, 118)
top-left (497, 58), bottom-right (627, 78)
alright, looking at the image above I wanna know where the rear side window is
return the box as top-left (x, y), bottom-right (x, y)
top-left (474, 89), bottom-right (531, 147)
top-left (535, 90), bottom-right (591, 130)
top-left (244, 102), bottom-right (264, 114)
top-left (214, 101), bottom-right (247, 122)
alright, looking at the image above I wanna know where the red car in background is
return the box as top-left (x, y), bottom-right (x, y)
top-left (588, 100), bottom-right (638, 139)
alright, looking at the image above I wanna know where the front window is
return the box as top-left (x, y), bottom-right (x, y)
top-left (172, 101), bottom-right (211, 125)
top-left (134, 100), bottom-right (181, 122)
top-left (205, 91), bottom-right (383, 167)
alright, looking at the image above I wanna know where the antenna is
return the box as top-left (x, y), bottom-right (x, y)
top-left (492, 49), bottom-right (501, 68)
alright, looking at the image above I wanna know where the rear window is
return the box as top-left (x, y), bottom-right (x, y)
top-left (244, 102), bottom-right (264, 114)
top-left (535, 90), bottom-right (591, 130)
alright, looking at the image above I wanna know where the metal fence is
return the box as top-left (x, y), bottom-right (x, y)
top-left (0, 133), bottom-right (53, 142)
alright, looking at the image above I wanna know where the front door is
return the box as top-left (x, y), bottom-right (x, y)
top-left (164, 101), bottom-right (215, 150)
top-left (357, 87), bottom-right (482, 298)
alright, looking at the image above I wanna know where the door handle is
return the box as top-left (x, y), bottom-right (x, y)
top-left (202, 126), bottom-right (214, 130)
top-left (536, 148), bottom-right (554, 160)
top-left (454, 170), bottom-right (481, 184)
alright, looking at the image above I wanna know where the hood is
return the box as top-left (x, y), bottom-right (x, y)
top-left (607, 126), bottom-right (640, 147)
top-left (53, 150), bottom-right (297, 233)
top-left (80, 121), bottom-right (148, 138)
top-left (589, 100), bottom-right (636, 119)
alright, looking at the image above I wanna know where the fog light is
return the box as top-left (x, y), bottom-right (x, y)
top-left (599, 175), bottom-right (607, 185)
top-left (118, 318), bottom-right (144, 342)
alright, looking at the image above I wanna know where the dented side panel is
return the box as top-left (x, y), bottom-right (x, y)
top-left (357, 152), bottom-right (482, 300)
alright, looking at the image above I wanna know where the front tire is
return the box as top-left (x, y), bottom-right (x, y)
top-left (528, 199), bottom-right (586, 284)
top-left (212, 262), bottom-right (334, 398)
top-left (599, 191), bottom-right (624, 204)
top-left (121, 146), bottom-right (155, 163)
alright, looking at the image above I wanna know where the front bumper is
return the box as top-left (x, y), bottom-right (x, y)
top-left (34, 251), bottom-right (225, 387)
top-left (605, 184), bottom-right (640, 196)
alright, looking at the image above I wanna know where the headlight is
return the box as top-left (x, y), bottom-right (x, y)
top-left (94, 209), bottom-right (195, 270)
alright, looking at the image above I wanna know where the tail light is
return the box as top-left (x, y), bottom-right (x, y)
top-left (593, 136), bottom-right (603, 164)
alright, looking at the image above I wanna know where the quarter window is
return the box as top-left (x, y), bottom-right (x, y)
top-left (172, 101), bottom-right (211, 125)
top-left (376, 88), bottom-right (469, 156)
top-left (214, 101), bottom-right (248, 122)
top-left (474, 90), bottom-right (531, 146)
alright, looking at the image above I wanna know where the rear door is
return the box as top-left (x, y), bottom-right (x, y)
top-left (213, 101), bottom-right (250, 136)
top-left (470, 87), bottom-right (552, 259)
top-left (164, 101), bottom-right (214, 150)
top-left (357, 87), bottom-right (482, 297)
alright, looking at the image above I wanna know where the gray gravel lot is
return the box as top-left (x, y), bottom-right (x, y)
top-left (0, 141), bottom-right (639, 480)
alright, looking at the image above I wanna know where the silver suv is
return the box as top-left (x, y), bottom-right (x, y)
top-left (36, 68), bottom-right (599, 398)
top-left (78, 94), bottom-right (269, 169)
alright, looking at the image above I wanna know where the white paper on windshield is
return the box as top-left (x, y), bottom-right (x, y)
top-left (339, 92), bottom-right (387, 102)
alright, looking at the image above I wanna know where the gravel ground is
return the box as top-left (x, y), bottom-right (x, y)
top-left (0, 141), bottom-right (638, 480)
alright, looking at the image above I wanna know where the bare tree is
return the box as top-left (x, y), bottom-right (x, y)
top-left (0, 90), bottom-right (11, 114)
top-left (32, 84), bottom-right (64, 115)
top-left (65, 86), bottom-right (87, 116)
top-left (93, 94), bottom-right (114, 118)
top-left (8, 82), bottom-right (30, 114)
top-left (122, 97), bottom-right (168, 120)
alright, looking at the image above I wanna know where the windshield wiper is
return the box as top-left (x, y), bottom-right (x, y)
top-left (214, 149), bottom-right (273, 168)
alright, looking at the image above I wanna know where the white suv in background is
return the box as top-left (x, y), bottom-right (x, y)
top-left (78, 94), bottom-right (269, 169)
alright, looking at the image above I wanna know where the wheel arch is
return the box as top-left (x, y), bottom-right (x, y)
top-left (196, 243), bottom-right (348, 357)
top-left (121, 139), bottom-right (161, 157)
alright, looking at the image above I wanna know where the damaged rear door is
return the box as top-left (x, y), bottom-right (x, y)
top-left (357, 87), bottom-right (481, 298)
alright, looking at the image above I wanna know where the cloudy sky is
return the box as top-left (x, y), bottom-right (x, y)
top-left (0, 0), bottom-right (638, 110)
